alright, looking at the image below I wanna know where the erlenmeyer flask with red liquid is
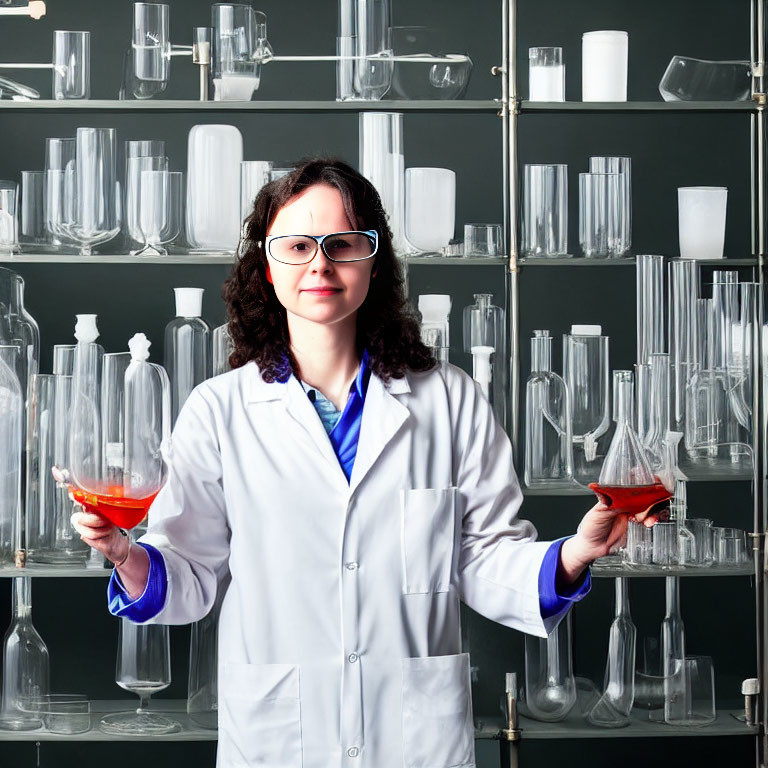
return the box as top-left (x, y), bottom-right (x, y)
top-left (63, 315), bottom-right (170, 530)
top-left (589, 370), bottom-right (672, 515)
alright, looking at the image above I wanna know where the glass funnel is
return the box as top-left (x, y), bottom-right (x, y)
top-left (0, 346), bottom-right (22, 566)
top-left (99, 619), bottom-right (179, 735)
top-left (0, 578), bottom-right (49, 731)
top-left (523, 612), bottom-right (577, 722)
top-left (463, 293), bottom-right (506, 430)
top-left (524, 330), bottom-right (573, 488)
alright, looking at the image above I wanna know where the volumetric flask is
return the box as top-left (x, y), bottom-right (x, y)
top-left (590, 157), bottom-right (631, 255)
top-left (579, 172), bottom-right (622, 258)
top-left (524, 612), bottom-right (577, 722)
top-left (52, 30), bottom-right (90, 100)
top-left (529, 47), bottom-right (564, 101)
top-left (0, 346), bottom-right (22, 566)
top-left (521, 164), bottom-right (568, 257)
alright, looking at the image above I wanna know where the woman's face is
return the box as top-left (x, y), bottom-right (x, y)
top-left (265, 183), bottom-right (375, 330)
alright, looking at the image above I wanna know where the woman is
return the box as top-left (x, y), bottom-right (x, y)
top-left (73, 158), bottom-right (654, 767)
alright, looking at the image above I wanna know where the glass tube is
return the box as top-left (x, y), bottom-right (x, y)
top-left (125, 155), bottom-right (168, 247)
top-left (521, 164), bottom-right (568, 257)
top-left (132, 4), bottom-right (170, 85)
top-left (240, 161), bottom-right (272, 221)
top-left (212, 324), bottom-right (233, 377)
top-left (579, 172), bottom-right (622, 258)
top-left (643, 353), bottom-right (671, 472)
top-left (0, 186), bottom-right (19, 255)
top-left (636, 254), bottom-right (665, 364)
top-left (0, 346), bottom-right (22, 566)
top-left (529, 47), bottom-right (564, 101)
top-left (20, 171), bottom-right (47, 245)
top-left (590, 157), bottom-right (632, 256)
top-left (662, 577), bottom-right (686, 722)
top-left (668, 259), bottom-right (699, 429)
top-left (52, 31), bottom-right (90, 100)
top-left (212, 3), bottom-right (262, 101)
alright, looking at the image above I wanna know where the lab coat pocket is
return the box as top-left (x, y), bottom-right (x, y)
top-left (401, 487), bottom-right (458, 594)
top-left (401, 653), bottom-right (475, 768)
top-left (219, 661), bottom-right (303, 768)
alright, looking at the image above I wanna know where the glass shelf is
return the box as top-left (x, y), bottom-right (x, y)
top-left (680, 456), bottom-right (753, 482)
top-left (523, 484), bottom-right (593, 497)
top-left (520, 101), bottom-right (756, 114)
top-left (0, 99), bottom-right (499, 114)
top-left (0, 565), bottom-right (111, 578)
top-left (407, 255), bottom-right (507, 266)
top-left (519, 257), bottom-right (758, 267)
top-left (591, 560), bottom-right (754, 578)
top-left (473, 710), bottom-right (756, 740)
top-left (0, 252), bottom-right (235, 265)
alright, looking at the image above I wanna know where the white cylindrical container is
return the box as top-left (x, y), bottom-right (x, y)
top-left (405, 167), bottom-right (456, 254)
top-left (678, 187), bottom-right (728, 260)
top-left (186, 124), bottom-right (244, 252)
top-left (582, 31), bottom-right (628, 102)
top-left (529, 47), bottom-right (565, 101)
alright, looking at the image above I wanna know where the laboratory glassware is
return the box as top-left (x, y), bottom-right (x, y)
top-left (668, 259), bottom-right (699, 429)
top-left (652, 522), bottom-right (680, 567)
top-left (405, 168), bottom-right (455, 254)
top-left (44, 137), bottom-right (76, 247)
top-left (563, 325), bottom-right (610, 484)
top-left (634, 637), bottom-right (667, 721)
top-left (21, 694), bottom-right (90, 734)
top-left (591, 370), bottom-right (671, 512)
top-left (678, 187), bottom-right (727, 259)
top-left (99, 618), bottom-right (179, 735)
top-left (186, 124), bottom-right (244, 252)
top-left (669, 478), bottom-right (696, 565)
top-left (636, 254), bottom-right (665, 364)
top-left (418, 294), bottom-right (451, 363)
top-left (165, 288), bottom-right (211, 424)
top-left (529, 47), bottom-right (564, 101)
top-left (269, 167), bottom-right (295, 181)
top-left (588, 578), bottom-right (636, 728)
top-left (659, 56), bottom-right (751, 102)
top-left (337, 0), bottom-right (393, 101)
top-left (20, 171), bottom-right (46, 246)
top-left (524, 330), bottom-right (574, 488)
top-left (713, 527), bottom-right (749, 566)
top-left (0, 347), bottom-right (22, 566)
top-left (101, 352), bottom-right (132, 492)
top-left (643, 353), bottom-right (671, 472)
top-left (579, 172), bottom-right (623, 258)
top-left (662, 577), bottom-right (686, 721)
top-left (589, 156), bottom-right (632, 256)
top-left (212, 4), bottom-right (265, 101)
top-left (521, 164), bottom-right (568, 257)
top-left (0, 185), bottom-right (19, 255)
top-left (359, 112), bottom-right (405, 253)
top-left (125, 154), bottom-right (168, 248)
top-left (212, 323), bottom-right (234, 376)
top-left (0, 579), bottom-right (49, 731)
top-left (187, 586), bottom-right (225, 729)
top-left (582, 31), bottom-right (628, 101)
top-left (688, 518), bottom-right (714, 566)
top-left (52, 30), bottom-right (90, 99)
top-left (240, 160), bottom-right (273, 221)
top-left (523, 612), bottom-right (577, 722)
top-left (132, 3), bottom-right (170, 98)
top-left (664, 655), bottom-right (716, 727)
top-left (463, 293), bottom-right (506, 429)
top-left (624, 518), bottom-right (653, 565)
top-left (464, 224), bottom-right (502, 257)
top-left (0, 269), bottom-right (40, 398)
top-left (136, 170), bottom-right (183, 256)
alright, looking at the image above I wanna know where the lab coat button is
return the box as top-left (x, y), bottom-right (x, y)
top-left (348, 652), bottom-right (359, 663)
top-left (347, 747), bottom-right (359, 758)
top-left (345, 561), bottom-right (358, 571)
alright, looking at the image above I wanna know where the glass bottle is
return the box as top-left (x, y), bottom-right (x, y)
top-left (523, 612), bottom-right (577, 721)
top-left (588, 577), bottom-right (636, 727)
top-left (212, 323), bottom-right (234, 377)
top-left (0, 578), bottom-right (50, 731)
top-left (524, 330), bottom-right (573, 488)
top-left (0, 345), bottom-right (22, 566)
top-left (463, 293), bottom-right (507, 429)
top-left (0, 268), bottom-right (40, 401)
top-left (418, 294), bottom-right (451, 364)
top-left (662, 577), bottom-right (686, 722)
top-left (165, 288), bottom-right (211, 425)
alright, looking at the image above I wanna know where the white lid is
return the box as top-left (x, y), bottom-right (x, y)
top-left (74, 314), bottom-right (99, 343)
top-left (418, 294), bottom-right (452, 321)
top-left (570, 324), bottom-right (602, 336)
top-left (128, 332), bottom-right (151, 362)
top-left (175, 287), bottom-right (204, 318)
top-left (583, 30), bottom-right (628, 38)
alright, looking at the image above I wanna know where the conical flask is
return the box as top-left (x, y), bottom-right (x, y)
top-left (590, 370), bottom-right (671, 512)
top-left (588, 578), bottom-right (636, 727)
top-left (524, 330), bottom-right (574, 488)
top-left (0, 345), bottom-right (23, 566)
top-left (0, 578), bottom-right (50, 731)
top-left (463, 293), bottom-right (507, 430)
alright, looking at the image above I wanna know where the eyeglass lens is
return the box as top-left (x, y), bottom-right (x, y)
top-left (269, 232), bottom-right (375, 264)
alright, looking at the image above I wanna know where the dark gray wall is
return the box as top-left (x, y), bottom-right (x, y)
top-left (0, 1), bottom-right (758, 766)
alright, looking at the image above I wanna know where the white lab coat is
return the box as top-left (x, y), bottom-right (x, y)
top-left (140, 361), bottom-right (569, 768)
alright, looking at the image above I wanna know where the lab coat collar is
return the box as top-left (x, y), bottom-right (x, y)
top-left (246, 361), bottom-right (288, 403)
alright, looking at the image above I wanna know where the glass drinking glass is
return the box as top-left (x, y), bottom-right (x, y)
top-left (678, 187), bottom-right (727, 260)
top-left (135, 170), bottom-right (183, 256)
top-left (464, 224), bottom-right (502, 257)
top-left (405, 168), bottom-right (455, 254)
top-left (99, 619), bottom-right (179, 735)
top-left (521, 164), bottom-right (568, 257)
top-left (659, 56), bottom-right (751, 102)
top-left (652, 522), bottom-right (680, 567)
top-left (582, 31), bottom-right (628, 101)
top-left (240, 161), bottom-right (272, 221)
top-left (713, 527), bottom-right (749, 566)
top-left (52, 31), bottom-right (90, 100)
top-left (664, 655), bottom-right (716, 727)
top-left (590, 157), bottom-right (631, 256)
top-left (529, 47), bottom-right (564, 101)
top-left (579, 172), bottom-right (622, 258)
top-left (0, 185), bottom-right (19, 255)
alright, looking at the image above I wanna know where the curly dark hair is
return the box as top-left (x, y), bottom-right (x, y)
top-left (223, 157), bottom-right (436, 383)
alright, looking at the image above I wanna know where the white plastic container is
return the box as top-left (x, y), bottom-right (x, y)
top-left (678, 187), bottom-right (728, 260)
top-left (405, 168), bottom-right (456, 253)
top-left (582, 31), bottom-right (628, 102)
top-left (186, 125), bottom-right (243, 252)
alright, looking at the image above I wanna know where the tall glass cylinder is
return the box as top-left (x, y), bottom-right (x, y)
top-left (636, 254), bottom-right (665, 364)
top-left (668, 259), bottom-right (699, 429)
top-left (521, 164), bottom-right (568, 257)
top-left (0, 185), bottom-right (19, 255)
top-left (132, 4), bottom-right (170, 85)
top-left (590, 157), bottom-right (631, 256)
top-left (0, 346), bottom-right (22, 566)
top-left (53, 30), bottom-right (90, 100)
top-left (212, 324), bottom-right (234, 377)
top-left (643, 353), bottom-right (671, 472)
top-left (187, 591), bottom-right (223, 729)
top-left (662, 577), bottom-right (686, 721)
top-left (240, 161), bottom-right (272, 221)
top-left (579, 172), bottom-right (622, 258)
top-left (20, 171), bottom-right (47, 246)
top-left (582, 31), bottom-right (628, 101)
top-left (125, 154), bottom-right (168, 247)
top-left (359, 112), bottom-right (405, 253)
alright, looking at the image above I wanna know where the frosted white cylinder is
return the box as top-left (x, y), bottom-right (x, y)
top-left (582, 31), bottom-right (628, 102)
top-left (678, 186), bottom-right (728, 260)
top-left (405, 168), bottom-right (455, 254)
top-left (529, 47), bottom-right (564, 102)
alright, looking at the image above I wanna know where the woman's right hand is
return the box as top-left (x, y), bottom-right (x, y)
top-left (70, 507), bottom-right (130, 566)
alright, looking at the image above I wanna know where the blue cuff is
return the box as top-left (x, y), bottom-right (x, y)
top-left (538, 537), bottom-right (592, 620)
top-left (107, 542), bottom-right (168, 622)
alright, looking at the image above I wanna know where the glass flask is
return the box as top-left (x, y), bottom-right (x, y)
top-left (211, 4), bottom-right (264, 101)
top-left (588, 578), bottom-right (636, 727)
top-left (212, 323), bottom-right (234, 377)
top-left (591, 370), bottom-right (671, 512)
top-left (418, 294), bottom-right (451, 363)
top-left (165, 288), bottom-right (211, 425)
top-left (668, 259), bottom-right (699, 429)
top-left (523, 612), bottom-right (577, 722)
top-left (524, 330), bottom-right (574, 488)
top-left (99, 618), bottom-right (179, 735)
top-left (563, 325), bottom-right (610, 484)
top-left (0, 578), bottom-right (50, 731)
top-left (662, 577), bottom-right (686, 722)
top-left (463, 293), bottom-right (507, 430)
top-left (0, 346), bottom-right (22, 566)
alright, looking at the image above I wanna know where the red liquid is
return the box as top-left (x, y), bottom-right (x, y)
top-left (588, 481), bottom-right (672, 515)
top-left (69, 485), bottom-right (158, 530)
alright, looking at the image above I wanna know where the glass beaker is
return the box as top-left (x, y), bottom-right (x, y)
top-left (524, 330), bottom-right (574, 488)
top-left (0, 346), bottom-right (22, 566)
top-left (523, 612), bottom-right (577, 722)
top-left (664, 655), bottom-right (716, 727)
top-left (212, 4), bottom-right (263, 101)
top-left (464, 224), bottom-right (502, 257)
top-left (52, 30), bottom-right (90, 100)
top-left (20, 171), bottom-right (47, 247)
top-left (590, 157), bottom-right (632, 256)
top-left (521, 164), bottom-right (568, 258)
top-left (44, 138), bottom-right (76, 248)
top-left (212, 323), bottom-right (234, 376)
top-left (418, 294), bottom-right (451, 363)
top-left (529, 47), bottom-right (564, 101)
top-left (405, 168), bottom-right (455, 254)
top-left (579, 172), bottom-right (622, 258)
